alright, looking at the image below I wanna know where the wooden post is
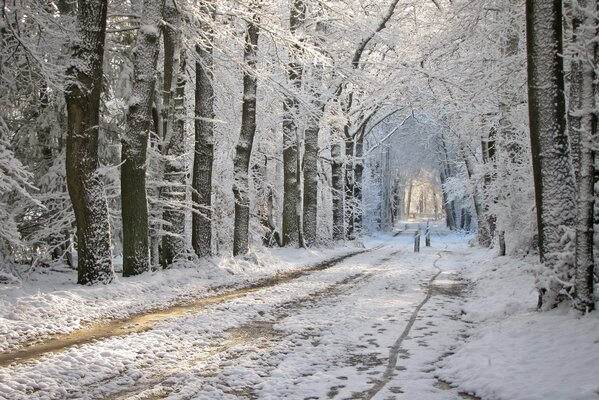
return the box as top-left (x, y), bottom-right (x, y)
top-left (499, 231), bottom-right (506, 256)
top-left (414, 230), bottom-right (420, 252)
top-left (425, 223), bottom-right (431, 247)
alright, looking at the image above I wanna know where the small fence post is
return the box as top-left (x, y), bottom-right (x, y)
top-left (414, 230), bottom-right (420, 252)
top-left (425, 222), bottom-right (431, 247)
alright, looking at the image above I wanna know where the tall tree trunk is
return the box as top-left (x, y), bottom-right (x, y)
top-left (282, 0), bottom-right (306, 247)
top-left (302, 86), bottom-right (321, 246)
top-left (192, 2), bottom-right (216, 258)
top-left (121, 0), bottom-right (165, 277)
top-left (463, 146), bottom-right (490, 246)
top-left (405, 179), bottom-right (413, 217)
top-left (572, 0), bottom-right (597, 313)
top-left (481, 128), bottom-right (497, 242)
top-left (331, 134), bottom-right (345, 240)
top-left (526, 0), bottom-right (577, 309)
top-left (160, 2), bottom-right (186, 267)
top-left (232, 13), bottom-right (259, 256)
top-left (353, 131), bottom-right (365, 236)
top-left (65, 0), bottom-right (114, 284)
top-left (344, 135), bottom-right (355, 238)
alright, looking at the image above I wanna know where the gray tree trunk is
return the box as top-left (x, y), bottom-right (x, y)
top-left (121, 0), bottom-right (165, 277)
top-left (233, 14), bottom-right (259, 256)
top-left (192, 2), bottom-right (216, 258)
top-left (526, 0), bottom-right (577, 309)
top-left (282, 0), bottom-right (306, 247)
top-left (160, 3), bottom-right (186, 267)
top-left (331, 134), bottom-right (345, 240)
top-left (571, 0), bottom-right (596, 313)
top-left (302, 78), bottom-right (321, 246)
top-left (65, 0), bottom-right (114, 284)
top-left (353, 131), bottom-right (365, 236)
top-left (405, 179), bottom-right (413, 218)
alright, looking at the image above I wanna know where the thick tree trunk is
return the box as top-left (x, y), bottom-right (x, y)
top-left (463, 148), bottom-right (490, 247)
top-left (65, 0), bottom-right (114, 284)
top-left (405, 179), bottom-right (413, 218)
top-left (344, 136), bottom-right (355, 239)
top-left (572, 0), bottom-right (596, 313)
top-left (526, 0), bottom-right (577, 308)
top-left (232, 14), bottom-right (259, 256)
top-left (302, 99), bottom-right (320, 246)
top-left (192, 2), bottom-right (216, 258)
top-left (159, 3), bottom-right (187, 268)
top-left (481, 129), bottom-right (497, 242)
top-left (121, 0), bottom-right (165, 277)
top-left (282, 110), bottom-right (300, 245)
top-left (353, 133), bottom-right (365, 236)
top-left (282, 0), bottom-right (306, 247)
top-left (331, 135), bottom-right (345, 240)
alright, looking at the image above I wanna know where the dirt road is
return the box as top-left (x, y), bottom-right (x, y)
top-left (0, 232), bottom-right (477, 399)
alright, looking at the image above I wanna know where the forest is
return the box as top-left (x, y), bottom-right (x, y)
top-left (1, 0), bottom-right (595, 309)
top-left (0, 0), bottom-right (598, 398)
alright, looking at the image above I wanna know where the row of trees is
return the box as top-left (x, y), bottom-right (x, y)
top-left (397, 0), bottom-right (596, 312)
top-left (0, 0), bottom-right (596, 312)
top-left (1, 0), bottom-right (425, 283)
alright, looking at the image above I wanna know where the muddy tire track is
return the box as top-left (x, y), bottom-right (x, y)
top-left (0, 247), bottom-right (384, 368)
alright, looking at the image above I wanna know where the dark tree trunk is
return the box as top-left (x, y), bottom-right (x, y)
top-left (232, 13), bottom-right (259, 256)
top-left (160, 3), bottom-right (187, 268)
top-left (344, 136), bottom-right (355, 238)
top-left (571, 0), bottom-right (597, 313)
top-left (353, 132), bottom-right (365, 236)
top-left (302, 96), bottom-right (320, 246)
top-left (65, 0), bottom-right (114, 284)
top-left (526, 0), bottom-right (577, 308)
top-left (121, 0), bottom-right (165, 277)
top-left (192, 2), bottom-right (216, 258)
top-left (282, 0), bottom-right (306, 247)
top-left (331, 135), bottom-right (345, 240)
top-left (405, 179), bottom-right (413, 218)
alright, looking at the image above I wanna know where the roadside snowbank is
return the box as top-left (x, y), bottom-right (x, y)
top-left (438, 247), bottom-right (599, 400)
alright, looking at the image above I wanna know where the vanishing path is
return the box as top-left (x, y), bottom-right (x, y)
top-left (0, 231), bottom-right (476, 399)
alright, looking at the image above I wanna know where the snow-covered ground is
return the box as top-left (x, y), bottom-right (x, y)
top-left (0, 225), bottom-right (597, 399)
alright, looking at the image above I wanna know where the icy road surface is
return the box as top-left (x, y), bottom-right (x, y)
top-left (1, 233), bottom-right (477, 399)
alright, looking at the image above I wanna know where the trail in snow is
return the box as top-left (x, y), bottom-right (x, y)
top-left (0, 228), bottom-right (478, 399)
top-left (0, 247), bottom-right (377, 368)
top-left (363, 249), bottom-right (444, 399)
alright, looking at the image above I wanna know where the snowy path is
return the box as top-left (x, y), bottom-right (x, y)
top-left (0, 234), bottom-right (477, 399)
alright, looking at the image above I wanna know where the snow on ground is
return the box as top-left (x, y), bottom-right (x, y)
top-left (0, 223), bottom-right (598, 400)
top-left (0, 242), bottom-right (369, 352)
top-left (437, 241), bottom-right (599, 400)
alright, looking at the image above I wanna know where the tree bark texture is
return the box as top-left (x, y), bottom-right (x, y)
top-left (526, 0), bottom-right (577, 308)
top-left (65, 0), bottom-right (114, 284)
top-left (352, 132), bottom-right (365, 236)
top-left (344, 135), bottom-right (355, 239)
top-left (331, 134), bottom-right (345, 240)
top-left (302, 94), bottom-right (321, 247)
top-left (571, 0), bottom-right (597, 313)
top-left (192, 2), bottom-right (216, 258)
top-left (160, 4), bottom-right (187, 267)
top-left (121, 0), bottom-right (165, 277)
top-left (233, 15), bottom-right (259, 256)
top-left (282, 0), bottom-right (306, 247)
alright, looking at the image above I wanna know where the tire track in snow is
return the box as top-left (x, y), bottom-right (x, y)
top-left (0, 246), bottom-right (384, 368)
top-left (361, 249), bottom-right (446, 399)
